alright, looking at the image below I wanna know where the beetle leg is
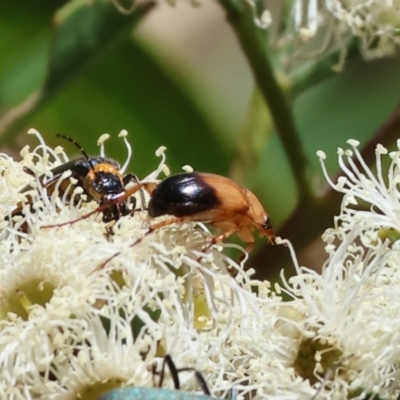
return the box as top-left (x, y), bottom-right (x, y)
top-left (41, 205), bottom-right (105, 228)
top-left (22, 167), bottom-right (36, 176)
top-left (123, 173), bottom-right (147, 211)
top-left (194, 225), bottom-right (239, 276)
top-left (122, 172), bottom-right (135, 185)
top-left (210, 226), bottom-right (238, 246)
top-left (205, 223), bottom-right (255, 265)
top-left (123, 182), bottom-right (147, 199)
top-left (197, 225), bottom-right (238, 261)
top-left (147, 217), bottom-right (184, 233)
top-left (237, 228), bottom-right (255, 254)
top-left (124, 182), bottom-right (158, 214)
top-left (235, 227), bottom-right (256, 263)
top-left (153, 355), bottom-right (211, 395)
top-left (124, 182), bottom-right (158, 198)
top-left (94, 216), bottom-right (186, 273)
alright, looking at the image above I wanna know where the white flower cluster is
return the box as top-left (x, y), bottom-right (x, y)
top-left (285, 139), bottom-right (400, 399)
top-left (0, 129), bottom-right (282, 399)
top-left (259, 0), bottom-right (400, 69)
top-left (109, 0), bottom-right (400, 69)
top-left (1, 130), bottom-right (400, 399)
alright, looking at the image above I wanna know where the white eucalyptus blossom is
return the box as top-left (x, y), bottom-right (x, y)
top-left (4, 130), bottom-right (400, 400)
top-left (263, 0), bottom-right (400, 70)
top-left (274, 140), bottom-right (400, 399)
top-left (110, 0), bottom-right (400, 68)
top-left (0, 129), bottom-right (291, 400)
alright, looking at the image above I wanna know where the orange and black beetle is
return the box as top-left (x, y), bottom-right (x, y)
top-left (42, 167), bottom-right (275, 257)
top-left (124, 172), bottom-right (275, 254)
top-left (10, 135), bottom-right (141, 225)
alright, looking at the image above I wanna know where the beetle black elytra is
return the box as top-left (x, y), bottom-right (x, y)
top-left (143, 172), bottom-right (275, 252)
top-left (97, 172), bottom-right (275, 267)
top-left (10, 134), bottom-right (144, 227)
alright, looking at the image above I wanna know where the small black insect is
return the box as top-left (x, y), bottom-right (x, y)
top-left (10, 134), bottom-right (144, 228)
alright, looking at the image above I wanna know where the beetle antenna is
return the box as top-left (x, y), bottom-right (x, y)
top-left (56, 134), bottom-right (96, 170)
top-left (155, 355), bottom-right (211, 395)
top-left (56, 134), bottom-right (90, 159)
top-left (161, 355), bottom-right (180, 389)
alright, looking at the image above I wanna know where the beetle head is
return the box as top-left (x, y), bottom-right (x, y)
top-left (85, 164), bottom-right (124, 202)
top-left (259, 217), bottom-right (275, 244)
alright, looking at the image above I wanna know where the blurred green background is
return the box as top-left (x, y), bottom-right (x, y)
top-left (2, 0), bottom-right (400, 278)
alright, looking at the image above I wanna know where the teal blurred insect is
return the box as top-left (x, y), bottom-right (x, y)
top-left (98, 355), bottom-right (217, 400)
top-left (97, 387), bottom-right (215, 400)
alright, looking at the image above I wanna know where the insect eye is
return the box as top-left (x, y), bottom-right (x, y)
top-left (262, 218), bottom-right (273, 231)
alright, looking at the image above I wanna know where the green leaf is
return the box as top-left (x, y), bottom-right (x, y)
top-left (45, 0), bottom-right (154, 93)
top-left (32, 38), bottom-right (231, 176)
top-left (0, 0), bottom-right (155, 145)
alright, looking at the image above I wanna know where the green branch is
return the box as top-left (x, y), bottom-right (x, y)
top-left (218, 0), bottom-right (313, 201)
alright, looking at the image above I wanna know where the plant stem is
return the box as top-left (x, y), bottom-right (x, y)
top-left (219, 0), bottom-right (313, 201)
